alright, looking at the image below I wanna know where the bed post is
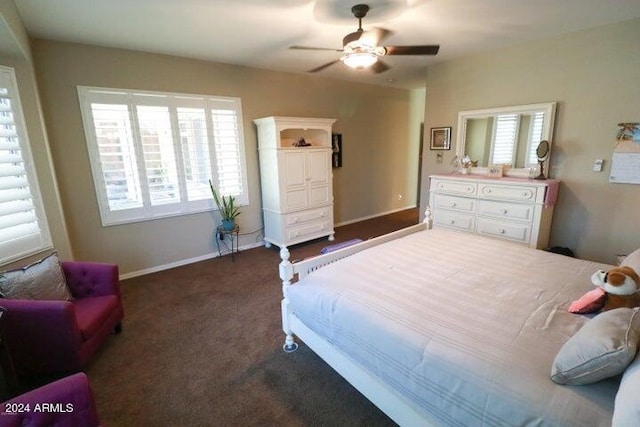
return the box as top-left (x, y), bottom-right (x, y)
top-left (423, 206), bottom-right (433, 229)
top-left (279, 247), bottom-right (299, 353)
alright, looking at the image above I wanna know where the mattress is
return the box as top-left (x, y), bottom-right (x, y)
top-left (287, 228), bottom-right (619, 426)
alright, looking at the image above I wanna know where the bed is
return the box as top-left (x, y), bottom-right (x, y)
top-left (277, 212), bottom-right (623, 426)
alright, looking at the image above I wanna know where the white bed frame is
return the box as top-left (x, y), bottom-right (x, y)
top-left (278, 209), bottom-right (438, 427)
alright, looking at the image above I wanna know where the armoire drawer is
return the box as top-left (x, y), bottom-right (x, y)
top-left (476, 218), bottom-right (531, 243)
top-left (284, 206), bottom-right (331, 226)
top-left (286, 220), bottom-right (331, 241)
top-left (433, 194), bottom-right (475, 213)
top-left (431, 179), bottom-right (477, 196)
top-left (432, 210), bottom-right (475, 232)
top-left (478, 183), bottom-right (538, 203)
top-left (477, 200), bottom-right (534, 222)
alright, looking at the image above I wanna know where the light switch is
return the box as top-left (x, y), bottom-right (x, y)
top-left (593, 159), bottom-right (603, 172)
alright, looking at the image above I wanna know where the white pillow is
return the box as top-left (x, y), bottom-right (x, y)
top-left (551, 308), bottom-right (640, 385)
top-left (0, 253), bottom-right (72, 301)
top-left (621, 248), bottom-right (640, 274)
top-left (613, 352), bottom-right (640, 427)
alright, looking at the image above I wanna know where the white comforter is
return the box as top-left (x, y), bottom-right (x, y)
top-left (287, 228), bottom-right (618, 426)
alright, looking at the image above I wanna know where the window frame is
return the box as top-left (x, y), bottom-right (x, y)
top-left (0, 65), bottom-right (52, 265)
top-left (77, 86), bottom-right (249, 227)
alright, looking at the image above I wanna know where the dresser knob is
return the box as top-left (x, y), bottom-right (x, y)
top-left (320, 212), bottom-right (325, 217)
top-left (294, 217), bottom-right (299, 223)
top-left (486, 189), bottom-right (492, 193)
top-left (449, 219), bottom-right (455, 225)
top-left (522, 192), bottom-right (528, 196)
top-left (499, 229), bottom-right (506, 234)
top-left (450, 202), bottom-right (456, 207)
top-left (501, 209), bottom-right (508, 214)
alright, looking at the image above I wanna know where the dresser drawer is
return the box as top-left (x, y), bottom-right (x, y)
top-left (478, 183), bottom-right (538, 203)
top-left (476, 218), bottom-right (531, 243)
top-left (431, 179), bottom-right (477, 196)
top-left (284, 206), bottom-right (330, 226)
top-left (286, 220), bottom-right (331, 241)
top-left (433, 194), bottom-right (475, 213)
top-left (433, 210), bottom-right (475, 232)
top-left (477, 200), bottom-right (534, 222)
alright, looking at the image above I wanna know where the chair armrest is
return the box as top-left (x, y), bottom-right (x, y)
top-left (2, 373), bottom-right (100, 426)
top-left (62, 261), bottom-right (121, 300)
top-left (0, 299), bottom-right (84, 374)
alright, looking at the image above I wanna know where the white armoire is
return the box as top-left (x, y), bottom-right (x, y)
top-left (254, 116), bottom-right (336, 249)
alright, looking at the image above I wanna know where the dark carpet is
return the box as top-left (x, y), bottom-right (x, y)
top-left (16, 209), bottom-right (419, 426)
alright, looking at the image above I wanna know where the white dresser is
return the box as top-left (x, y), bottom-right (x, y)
top-left (428, 174), bottom-right (559, 249)
top-left (255, 116), bottom-right (336, 249)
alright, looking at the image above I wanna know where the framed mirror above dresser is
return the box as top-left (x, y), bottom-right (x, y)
top-left (457, 102), bottom-right (557, 178)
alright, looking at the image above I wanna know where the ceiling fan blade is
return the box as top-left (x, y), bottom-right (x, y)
top-left (384, 45), bottom-right (440, 55)
top-left (308, 60), bottom-right (341, 73)
top-left (370, 60), bottom-right (390, 74)
top-left (358, 27), bottom-right (393, 47)
top-left (289, 45), bottom-right (343, 52)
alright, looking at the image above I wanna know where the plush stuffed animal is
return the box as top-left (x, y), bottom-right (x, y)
top-left (591, 266), bottom-right (640, 311)
top-left (568, 265), bottom-right (640, 314)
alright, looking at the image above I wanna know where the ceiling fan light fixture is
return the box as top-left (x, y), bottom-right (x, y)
top-left (341, 51), bottom-right (378, 69)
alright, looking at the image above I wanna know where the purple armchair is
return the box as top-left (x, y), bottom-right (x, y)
top-left (0, 261), bottom-right (124, 377)
top-left (0, 373), bottom-right (100, 427)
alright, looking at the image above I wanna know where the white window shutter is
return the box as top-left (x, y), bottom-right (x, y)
top-left (527, 112), bottom-right (545, 166)
top-left (78, 87), bottom-right (248, 226)
top-left (0, 67), bottom-right (52, 264)
top-left (491, 114), bottom-right (519, 165)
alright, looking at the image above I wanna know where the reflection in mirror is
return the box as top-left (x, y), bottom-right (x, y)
top-left (457, 102), bottom-right (556, 177)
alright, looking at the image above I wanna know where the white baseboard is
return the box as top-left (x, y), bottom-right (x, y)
top-left (119, 241), bottom-right (264, 280)
top-left (335, 205), bottom-right (416, 227)
top-left (120, 207), bottom-right (416, 280)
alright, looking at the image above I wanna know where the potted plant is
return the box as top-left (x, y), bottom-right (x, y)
top-left (209, 179), bottom-right (240, 230)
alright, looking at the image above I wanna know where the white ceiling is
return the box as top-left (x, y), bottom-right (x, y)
top-left (12, 0), bottom-right (640, 89)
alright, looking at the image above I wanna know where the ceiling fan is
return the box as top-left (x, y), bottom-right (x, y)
top-left (290, 3), bottom-right (439, 74)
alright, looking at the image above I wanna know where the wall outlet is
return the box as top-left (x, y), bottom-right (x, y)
top-left (593, 159), bottom-right (604, 172)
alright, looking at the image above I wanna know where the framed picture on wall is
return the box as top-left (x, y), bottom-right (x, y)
top-left (332, 133), bottom-right (342, 168)
top-left (430, 127), bottom-right (451, 150)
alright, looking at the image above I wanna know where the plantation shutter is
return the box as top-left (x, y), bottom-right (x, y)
top-left (527, 112), bottom-right (545, 166)
top-left (79, 87), bottom-right (247, 226)
top-left (0, 67), bottom-right (52, 264)
top-left (211, 106), bottom-right (243, 196)
top-left (491, 113), bottom-right (519, 164)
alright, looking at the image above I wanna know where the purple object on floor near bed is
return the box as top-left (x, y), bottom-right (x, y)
top-left (320, 239), bottom-right (363, 254)
top-left (0, 261), bottom-right (124, 377)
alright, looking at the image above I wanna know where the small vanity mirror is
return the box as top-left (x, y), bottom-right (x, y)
top-left (534, 140), bottom-right (550, 180)
top-left (456, 102), bottom-right (556, 177)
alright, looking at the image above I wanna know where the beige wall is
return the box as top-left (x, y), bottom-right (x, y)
top-left (30, 40), bottom-right (421, 275)
top-left (420, 18), bottom-right (640, 264)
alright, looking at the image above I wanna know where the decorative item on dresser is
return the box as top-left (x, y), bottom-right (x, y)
top-left (254, 116), bottom-right (336, 249)
top-left (428, 174), bottom-right (559, 248)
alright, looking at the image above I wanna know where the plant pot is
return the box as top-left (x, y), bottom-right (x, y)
top-left (221, 219), bottom-right (236, 231)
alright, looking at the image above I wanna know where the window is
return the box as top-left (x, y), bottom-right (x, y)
top-left (77, 87), bottom-right (248, 226)
top-left (0, 66), bottom-right (52, 264)
top-left (490, 113), bottom-right (519, 165)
